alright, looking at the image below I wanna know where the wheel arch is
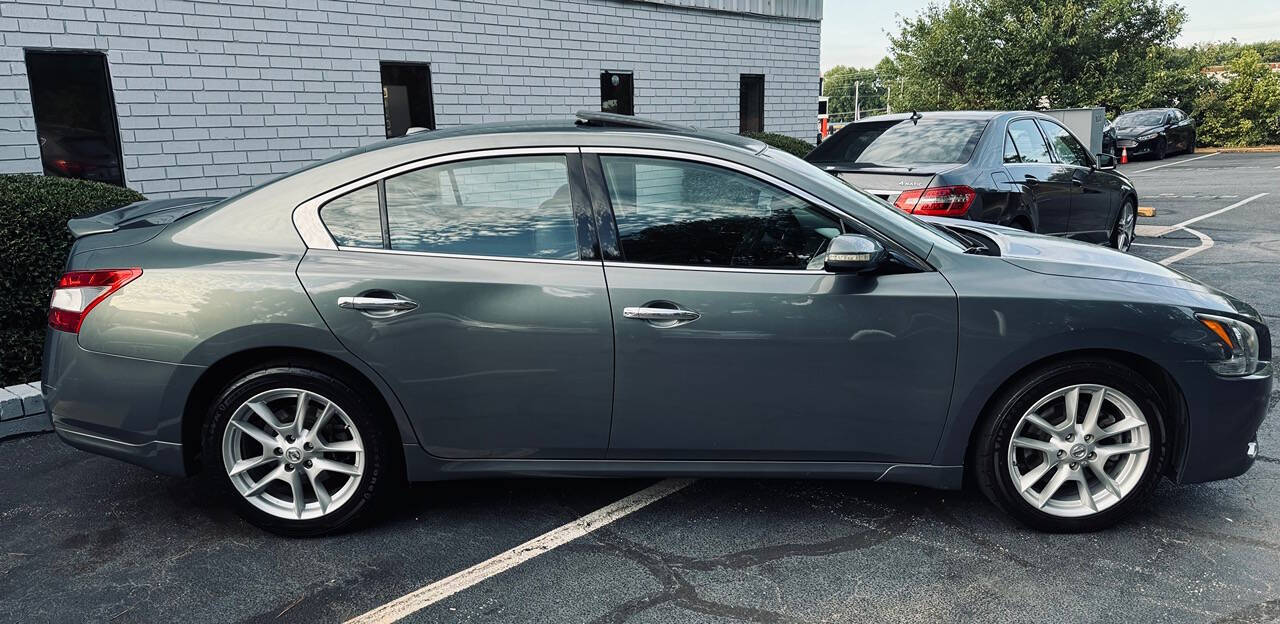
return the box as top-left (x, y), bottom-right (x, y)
top-left (181, 346), bottom-right (412, 476)
top-left (960, 348), bottom-right (1188, 479)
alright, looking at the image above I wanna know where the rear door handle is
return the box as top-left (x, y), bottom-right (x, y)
top-left (338, 296), bottom-right (418, 313)
top-left (623, 307), bottom-right (699, 321)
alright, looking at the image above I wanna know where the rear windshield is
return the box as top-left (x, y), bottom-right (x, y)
top-left (807, 118), bottom-right (987, 167)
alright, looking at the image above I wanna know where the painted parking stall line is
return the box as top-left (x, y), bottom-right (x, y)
top-left (1144, 192), bottom-right (1269, 237)
top-left (1127, 151), bottom-right (1219, 174)
top-left (345, 478), bottom-right (694, 624)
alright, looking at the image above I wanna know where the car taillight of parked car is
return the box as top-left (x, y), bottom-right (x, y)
top-left (894, 185), bottom-right (976, 217)
top-left (48, 268), bottom-right (142, 333)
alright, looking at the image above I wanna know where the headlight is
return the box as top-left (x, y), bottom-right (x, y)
top-left (1198, 314), bottom-right (1262, 376)
top-left (1138, 133), bottom-right (1159, 142)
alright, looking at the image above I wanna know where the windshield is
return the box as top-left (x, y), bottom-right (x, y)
top-left (1115, 111), bottom-right (1166, 128)
top-left (761, 147), bottom-right (968, 252)
top-left (806, 117), bottom-right (987, 167)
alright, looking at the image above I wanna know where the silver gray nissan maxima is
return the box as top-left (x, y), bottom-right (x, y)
top-left (45, 113), bottom-right (1270, 536)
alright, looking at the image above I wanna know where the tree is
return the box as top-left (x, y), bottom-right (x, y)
top-left (1194, 50), bottom-right (1280, 146)
top-left (884, 0), bottom-right (1187, 114)
top-left (822, 65), bottom-right (889, 122)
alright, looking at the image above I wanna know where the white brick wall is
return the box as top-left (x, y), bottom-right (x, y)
top-left (0, 0), bottom-right (821, 198)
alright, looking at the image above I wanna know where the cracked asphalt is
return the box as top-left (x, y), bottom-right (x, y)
top-left (1, 152), bottom-right (1278, 623)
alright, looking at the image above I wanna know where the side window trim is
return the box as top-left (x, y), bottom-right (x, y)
top-left (294, 147), bottom-right (593, 265)
top-left (1036, 119), bottom-right (1095, 168)
top-left (581, 147), bottom-right (929, 274)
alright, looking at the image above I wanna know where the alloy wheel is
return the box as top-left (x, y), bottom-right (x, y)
top-left (1116, 203), bottom-right (1136, 252)
top-left (221, 388), bottom-right (365, 520)
top-left (1006, 384), bottom-right (1151, 518)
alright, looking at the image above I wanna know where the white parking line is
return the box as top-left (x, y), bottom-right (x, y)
top-left (1132, 242), bottom-right (1194, 250)
top-left (345, 478), bottom-right (694, 624)
top-left (1128, 151), bottom-right (1219, 174)
top-left (1145, 192), bottom-right (1269, 237)
top-left (1159, 227), bottom-right (1213, 265)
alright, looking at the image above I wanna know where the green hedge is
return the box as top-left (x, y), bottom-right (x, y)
top-left (741, 132), bottom-right (816, 158)
top-left (0, 175), bottom-right (145, 386)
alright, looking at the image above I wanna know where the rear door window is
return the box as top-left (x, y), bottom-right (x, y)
top-left (383, 155), bottom-right (579, 260)
top-left (1007, 120), bottom-right (1053, 164)
top-left (806, 118), bottom-right (987, 166)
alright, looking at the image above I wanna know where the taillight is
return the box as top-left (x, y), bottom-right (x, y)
top-left (48, 268), bottom-right (142, 333)
top-left (51, 159), bottom-right (84, 176)
top-left (894, 185), bottom-right (976, 216)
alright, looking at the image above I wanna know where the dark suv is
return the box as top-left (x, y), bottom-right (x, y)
top-left (806, 111), bottom-right (1139, 251)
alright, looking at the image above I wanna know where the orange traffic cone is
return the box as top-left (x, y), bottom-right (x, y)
top-left (1120, 147), bottom-right (1128, 164)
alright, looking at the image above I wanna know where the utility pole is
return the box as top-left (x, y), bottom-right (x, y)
top-left (854, 80), bottom-right (860, 121)
top-left (886, 83), bottom-right (892, 114)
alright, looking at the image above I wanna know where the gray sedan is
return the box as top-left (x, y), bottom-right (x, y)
top-left (44, 113), bottom-right (1271, 536)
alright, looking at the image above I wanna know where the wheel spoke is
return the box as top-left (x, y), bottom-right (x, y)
top-left (291, 391), bottom-right (310, 438)
top-left (228, 454), bottom-right (275, 477)
top-left (287, 469), bottom-right (306, 519)
top-left (311, 457), bottom-right (361, 477)
top-left (232, 420), bottom-right (279, 451)
top-left (1094, 442), bottom-right (1150, 462)
top-left (247, 401), bottom-right (288, 431)
top-left (1081, 388), bottom-right (1105, 435)
top-left (307, 468), bottom-right (332, 514)
top-left (305, 403), bottom-right (336, 444)
top-left (1089, 462), bottom-right (1124, 499)
top-left (316, 439), bottom-right (361, 453)
top-left (1024, 413), bottom-right (1070, 436)
top-left (1036, 465), bottom-right (1071, 508)
top-left (1063, 387), bottom-right (1081, 425)
top-left (1076, 478), bottom-right (1097, 512)
top-left (1098, 418), bottom-right (1145, 439)
top-left (244, 464), bottom-right (287, 498)
top-left (1018, 461), bottom-right (1054, 492)
top-left (1012, 437), bottom-right (1056, 454)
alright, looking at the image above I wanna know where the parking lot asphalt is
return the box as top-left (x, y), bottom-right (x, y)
top-left (2, 151), bottom-right (1278, 624)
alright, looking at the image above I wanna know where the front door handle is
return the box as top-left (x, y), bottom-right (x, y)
top-left (1023, 174), bottom-right (1040, 185)
top-left (338, 296), bottom-right (418, 313)
top-left (623, 307), bottom-right (700, 321)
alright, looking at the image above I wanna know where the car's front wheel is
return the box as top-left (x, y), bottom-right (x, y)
top-left (1110, 199), bottom-right (1136, 252)
top-left (202, 364), bottom-right (397, 536)
top-left (973, 359), bottom-right (1167, 532)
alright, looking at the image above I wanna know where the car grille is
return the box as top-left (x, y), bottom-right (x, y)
top-left (1117, 139), bottom-right (1137, 148)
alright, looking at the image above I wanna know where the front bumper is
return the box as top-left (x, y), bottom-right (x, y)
top-left (1116, 137), bottom-right (1157, 156)
top-left (1174, 361), bottom-right (1272, 484)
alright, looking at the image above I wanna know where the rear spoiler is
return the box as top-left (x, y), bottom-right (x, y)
top-left (67, 196), bottom-right (224, 238)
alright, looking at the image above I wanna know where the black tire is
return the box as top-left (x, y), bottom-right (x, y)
top-left (201, 363), bottom-right (399, 537)
top-left (1186, 134), bottom-right (1196, 155)
top-left (1154, 138), bottom-right (1167, 160)
top-left (1110, 199), bottom-right (1136, 252)
top-left (972, 358), bottom-right (1168, 532)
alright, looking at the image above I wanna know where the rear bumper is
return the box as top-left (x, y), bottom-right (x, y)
top-left (54, 421), bottom-right (187, 476)
top-left (43, 329), bottom-right (203, 476)
top-left (1173, 361), bottom-right (1272, 484)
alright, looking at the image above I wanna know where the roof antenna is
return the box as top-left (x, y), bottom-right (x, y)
top-left (909, 110), bottom-right (922, 125)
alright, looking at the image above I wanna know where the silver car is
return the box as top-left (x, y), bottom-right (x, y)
top-left (46, 113), bottom-right (1270, 535)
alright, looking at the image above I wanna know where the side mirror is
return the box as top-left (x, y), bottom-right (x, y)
top-left (1096, 152), bottom-right (1116, 170)
top-left (824, 234), bottom-right (886, 273)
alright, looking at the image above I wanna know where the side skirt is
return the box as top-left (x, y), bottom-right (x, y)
top-left (402, 445), bottom-right (964, 490)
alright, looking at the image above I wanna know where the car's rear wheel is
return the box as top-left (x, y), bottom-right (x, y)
top-left (1110, 199), bottom-right (1136, 252)
top-left (202, 364), bottom-right (396, 536)
top-left (973, 359), bottom-right (1167, 532)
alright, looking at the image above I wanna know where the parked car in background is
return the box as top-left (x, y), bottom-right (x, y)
top-left (804, 111), bottom-right (1139, 251)
top-left (1113, 108), bottom-right (1196, 160)
top-left (45, 113), bottom-right (1268, 536)
top-left (1102, 118), bottom-right (1117, 157)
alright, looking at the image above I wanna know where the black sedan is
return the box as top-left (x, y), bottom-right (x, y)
top-left (805, 111), bottom-right (1139, 251)
top-left (1113, 108), bottom-right (1196, 160)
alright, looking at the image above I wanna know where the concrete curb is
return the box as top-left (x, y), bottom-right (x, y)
top-left (0, 382), bottom-right (51, 440)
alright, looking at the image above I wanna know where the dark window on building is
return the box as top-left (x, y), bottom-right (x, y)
top-left (739, 74), bottom-right (765, 133)
top-left (601, 71), bottom-right (633, 116)
top-left (25, 50), bottom-right (125, 186)
top-left (600, 156), bottom-right (842, 269)
top-left (381, 62), bottom-right (435, 138)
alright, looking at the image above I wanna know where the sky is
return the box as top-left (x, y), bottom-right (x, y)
top-left (821, 0), bottom-right (1280, 71)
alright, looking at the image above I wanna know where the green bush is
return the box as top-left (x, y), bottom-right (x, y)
top-left (1194, 50), bottom-right (1280, 147)
top-left (0, 175), bottom-right (145, 385)
top-left (741, 132), bottom-right (816, 158)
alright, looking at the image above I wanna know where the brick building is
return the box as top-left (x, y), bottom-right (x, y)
top-left (0, 0), bottom-right (823, 198)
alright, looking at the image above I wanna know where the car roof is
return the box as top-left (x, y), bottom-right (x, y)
top-left (1119, 108), bottom-right (1177, 114)
top-left (851, 110), bottom-right (1011, 123)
